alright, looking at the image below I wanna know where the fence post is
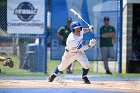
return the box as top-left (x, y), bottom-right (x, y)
top-left (118, 0), bottom-right (123, 73)
top-left (43, 0), bottom-right (47, 74)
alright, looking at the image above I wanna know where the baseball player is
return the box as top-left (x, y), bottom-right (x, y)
top-left (48, 21), bottom-right (96, 84)
top-left (0, 56), bottom-right (14, 73)
top-left (100, 16), bottom-right (116, 74)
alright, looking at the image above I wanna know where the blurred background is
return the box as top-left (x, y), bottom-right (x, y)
top-left (0, 0), bottom-right (140, 77)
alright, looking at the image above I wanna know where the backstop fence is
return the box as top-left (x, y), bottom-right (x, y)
top-left (0, 0), bottom-right (122, 76)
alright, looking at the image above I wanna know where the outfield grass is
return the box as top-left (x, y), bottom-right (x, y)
top-left (0, 54), bottom-right (140, 78)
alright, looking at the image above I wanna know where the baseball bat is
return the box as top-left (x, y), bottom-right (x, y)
top-left (70, 8), bottom-right (91, 27)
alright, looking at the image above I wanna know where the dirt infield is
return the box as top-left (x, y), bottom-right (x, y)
top-left (0, 79), bottom-right (140, 93)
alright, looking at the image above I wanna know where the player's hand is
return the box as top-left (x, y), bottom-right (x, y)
top-left (89, 25), bottom-right (94, 31)
top-left (88, 39), bottom-right (96, 47)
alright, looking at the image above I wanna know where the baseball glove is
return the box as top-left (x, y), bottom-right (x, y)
top-left (3, 58), bottom-right (14, 68)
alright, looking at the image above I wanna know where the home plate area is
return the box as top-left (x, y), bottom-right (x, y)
top-left (0, 76), bottom-right (140, 93)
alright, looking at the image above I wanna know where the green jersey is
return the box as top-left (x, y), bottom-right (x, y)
top-left (57, 26), bottom-right (71, 46)
top-left (100, 25), bottom-right (115, 47)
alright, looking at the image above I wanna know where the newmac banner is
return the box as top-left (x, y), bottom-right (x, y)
top-left (7, 0), bottom-right (45, 34)
top-left (51, 0), bottom-right (120, 61)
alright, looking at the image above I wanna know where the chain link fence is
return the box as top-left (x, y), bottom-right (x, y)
top-left (0, 0), bottom-right (47, 74)
top-left (0, 0), bottom-right (122, 76)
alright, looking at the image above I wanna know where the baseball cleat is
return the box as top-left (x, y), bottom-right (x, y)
top-left (82, 76), bottom-right (91, 84)
top-left (106, 70), bottom-right (112, 74)
top-left (48, 74), bottom-right (56, 82)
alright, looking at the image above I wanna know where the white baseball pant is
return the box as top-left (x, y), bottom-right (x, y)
top-left (58, 50), bottom-right (90, 71)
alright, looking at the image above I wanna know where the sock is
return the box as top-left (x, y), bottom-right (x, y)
top-left (82, 68), bottom-right (89, 76)
top-left (54, 67), bottom-right (59, 75)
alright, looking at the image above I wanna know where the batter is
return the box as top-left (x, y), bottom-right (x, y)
top-left (48, 21), bottom-right (96, 84)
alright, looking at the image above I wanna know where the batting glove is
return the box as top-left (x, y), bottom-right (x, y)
top-left (88, 39), bottom-right (96, 47)
top-left (89, 25), bottom-right (94, 31)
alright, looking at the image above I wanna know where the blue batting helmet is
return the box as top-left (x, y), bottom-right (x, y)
top-left (70, 21), bottom-right (82, 31)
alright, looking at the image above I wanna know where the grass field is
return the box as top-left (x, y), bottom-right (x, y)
top-left (0, 54), bottom-right (140, 78)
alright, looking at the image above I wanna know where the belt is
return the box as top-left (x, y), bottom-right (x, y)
top-left (65, 49), bottom-right (77, 53)
top-left (65, 49), bottom-right (69, 52)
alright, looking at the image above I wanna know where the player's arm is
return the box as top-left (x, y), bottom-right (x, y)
top-left (102, 32), bottom-right (115, 38)
top-left (56, 27), bottom-right (64, 40)
top-left (101, 27), bottom-right (116, 43)
top-left (102, 26), bottom-right (116, 38)
top-left (102, 32), bottom-right (116, 43)
top-left (83, 25), bottom-right (94, 33)
top-left (112, 27), bottom-right (116, 43)
top-left (67, 38), bottom-right (96, 52)
top-left (56, 33), bottom-right (64, 40)
top-left (77, 39), bottom-right (96, 51)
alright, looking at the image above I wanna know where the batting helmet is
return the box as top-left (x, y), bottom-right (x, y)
top-left (70, 21), bottom-right (82, 31)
